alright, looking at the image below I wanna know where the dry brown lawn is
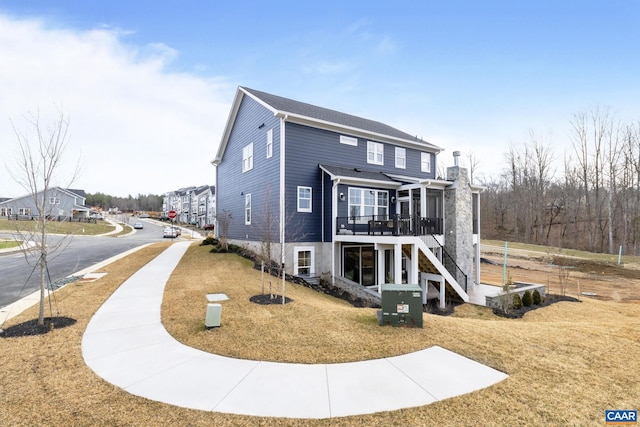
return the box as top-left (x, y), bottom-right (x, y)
top-left (1, 241), bottom-right (639, 426)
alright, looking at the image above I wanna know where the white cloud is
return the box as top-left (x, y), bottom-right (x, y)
top-left (0, 14), bottom-right (232, 198)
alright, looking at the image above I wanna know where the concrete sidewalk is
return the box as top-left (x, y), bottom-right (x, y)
top-left (82, 241), bottom-right (508, 419)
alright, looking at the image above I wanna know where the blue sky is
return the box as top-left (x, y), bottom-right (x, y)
top-left (1, 1), bottom-right (639, 197)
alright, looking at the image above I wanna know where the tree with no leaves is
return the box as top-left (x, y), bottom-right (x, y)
top-left (7, 108), bottom-right (80, 326)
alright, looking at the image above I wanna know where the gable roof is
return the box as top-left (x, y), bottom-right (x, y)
top-left (212, 87), bottom-right (442, 165)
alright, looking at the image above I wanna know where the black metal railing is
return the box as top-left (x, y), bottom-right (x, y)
top-left (336, 214), bottom-right (443, 236)
top-left (430, 235), bottom-right (468, 292)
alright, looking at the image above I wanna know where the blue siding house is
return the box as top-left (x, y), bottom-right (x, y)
top-left (213, 87), bottom-right (481, 307)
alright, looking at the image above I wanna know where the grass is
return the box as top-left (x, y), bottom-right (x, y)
top-left (0, 240), bottom-right (21, 249)
top-left (0, 217), bottom-right (115, 235)
top-left (1, 241), bottom-right (639, 426)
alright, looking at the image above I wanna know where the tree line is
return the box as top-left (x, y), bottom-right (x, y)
top-left (478, 107), bottom-right (640, 255)
top-left (86, 192), bottom-right (164, 213)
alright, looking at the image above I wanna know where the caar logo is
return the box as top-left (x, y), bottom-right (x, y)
top-left (606, 410), bottom-right (637, 425)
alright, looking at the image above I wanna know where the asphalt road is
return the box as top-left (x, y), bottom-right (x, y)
top-left (0, 219), bottom-right (174, 309)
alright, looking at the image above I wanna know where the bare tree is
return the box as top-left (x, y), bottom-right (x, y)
top-left (215, 210), bottom-right (233, 251)
top-left (465, 151), bottom-right (480, 185)
top-left (7, 108), bottom-right (80, 326)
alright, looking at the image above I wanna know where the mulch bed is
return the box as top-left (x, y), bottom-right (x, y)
top-left (493, 294), bottom-right (580, 318)
top-left (0, 316), bottom-right (77, 338)
top-left (249, 294), bottom-right (294, 305)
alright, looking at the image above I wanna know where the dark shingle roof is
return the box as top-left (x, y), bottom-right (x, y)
top-left (242, 87), bottom-right (432, 145)
top-left (319, 164), bottom-right (400, 183)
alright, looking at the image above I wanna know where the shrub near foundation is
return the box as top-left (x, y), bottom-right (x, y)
top-left (512, 293), bottom-right (523, 309)
top-left (522, 290), bottom-right (533, 307)
top-left (532, 289), bottom-right (542, 305)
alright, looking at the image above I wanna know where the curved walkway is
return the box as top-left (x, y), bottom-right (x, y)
top-left (82, 241), bottom-right (508, 419)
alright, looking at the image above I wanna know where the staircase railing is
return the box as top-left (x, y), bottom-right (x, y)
top-left (429, 235), bottom-right (468, 292)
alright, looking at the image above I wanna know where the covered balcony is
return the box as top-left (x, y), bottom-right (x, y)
top-left (336, 214), bottom-right (443, 236)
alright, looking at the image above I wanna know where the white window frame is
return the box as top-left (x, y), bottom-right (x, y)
top-left (294, 246), bottom-right (315, 276)
top-left (367, 141), bottom-right (384, 165)
top-left (266, 129), bottom-right (273, 159)
top-left (49, 197), bottom-right (60, 205)
top-left (421, 152), bottom-right (431, 173)
top-left (348, 188), bottom-right (389, 222)
top-left (242, 143), bottom-right (254, 172)
top-left (395, 147), bottom-right (406, 169)
top-left (340, 135), bottom-right (358, 146)
top-left (297, 186), bottom-right (312, 213)
top-left (18, 208), bottom-right (31, 216)
top-left (245, 193), bottom-right (251, 225)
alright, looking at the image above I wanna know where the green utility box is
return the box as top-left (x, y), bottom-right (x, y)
top-left (380, 284), bottom-right (423, 328)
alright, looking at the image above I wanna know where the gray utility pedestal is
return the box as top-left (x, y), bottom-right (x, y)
top-left (205, 304), bottom-right (222, 328)
top-left (380, 284), bottom-right (423, 328)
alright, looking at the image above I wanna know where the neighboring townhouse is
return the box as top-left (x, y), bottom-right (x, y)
top-left (212, 87), bottom-right (482, 307)
top-left (0, 187), bottom-right (91, 220)
top-left (163, 185), bottom-right (215, 227)
top-left (195, 185), bottom-right (216, 228)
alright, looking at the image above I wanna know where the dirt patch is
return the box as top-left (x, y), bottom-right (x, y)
top-left (481, 250), bottom-right (640, 304)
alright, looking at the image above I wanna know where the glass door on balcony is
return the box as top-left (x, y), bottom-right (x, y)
top-left (343, 245), bottom-right (376, 287)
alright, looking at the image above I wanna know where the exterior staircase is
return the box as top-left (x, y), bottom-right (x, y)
top-left (404, 237), bottom-right (469, 302)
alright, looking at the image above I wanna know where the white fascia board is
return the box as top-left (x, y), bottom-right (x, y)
top-left (336, 177), bottom-right (400, 189)
top-left (212, 88), bottom-right (250, 165)
top-left (275, 111), bottom-right (442, 153)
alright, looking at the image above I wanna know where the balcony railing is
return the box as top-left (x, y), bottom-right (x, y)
top-left (336, 214), bottom-right (443, 236)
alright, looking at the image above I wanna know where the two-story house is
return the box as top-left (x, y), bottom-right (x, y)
top-left (0, 187), bottom-right (91, 220)
top-left (212, 87), bottom-right (481, 308)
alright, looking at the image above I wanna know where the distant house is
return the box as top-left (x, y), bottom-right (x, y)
top-left (162, 185), bottom-right (215, 227)
top-left (212, 87), bottom-right (482, 307)
top-left (0, 187), bottom-right (91, 220)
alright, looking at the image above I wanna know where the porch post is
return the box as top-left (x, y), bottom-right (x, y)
top-left (439, 276), bottom-right (446, 309)
top-left (394, 242), bottom-right (402, 284)
top-left (376, 245), bottom-right (385, 293)
top-left (410, 243), bottom-right (419, 284)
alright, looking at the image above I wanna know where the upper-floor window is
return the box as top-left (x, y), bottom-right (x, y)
top-left (297, 186), bottom-right (312, 212)
top-left (242, 143), bottom-right (254, 172)
top-left (340, 135), bottom-right (358, 146)
top-left (421, 152), bottom-right (431, 173)
top-left (395, 147), bottom-right (406, 169)
top-left (266, 129), bottom-right (273, 158)
top-left (245, 193), bottom-right (251, 224)
top-left (367, 141), bottom-right (384, 165)
top-left (49, 197), bottom-right (60, 204)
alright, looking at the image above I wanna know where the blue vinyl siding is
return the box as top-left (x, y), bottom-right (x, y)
top-left (218, 100), bottom-right (435, 245)
top-left (284, 123), bottom-right (412, 242)
top-left (217, 96), bottom-right (281, 241)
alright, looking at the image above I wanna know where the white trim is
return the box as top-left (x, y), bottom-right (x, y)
top-left (395, 147), bottom-right (406, 169)
top-left (242, 143), bottom-right (254, 172)
top-left (297, 186), bottom-right (312, 212)
top-left (340, 135), bottom-right (358, 146)
top-left (244, 193), bottom-right (251, 225)
top-left (293, 246), bottom-right (315, 275)
top-left (266, 129), bottom-right (273, 158)
top-left (421, 152), bottom-right (431, 173)
top-left (279, 117), bottom-right (286, 269)
top-left (367, 141), bottom-right (384, 165)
